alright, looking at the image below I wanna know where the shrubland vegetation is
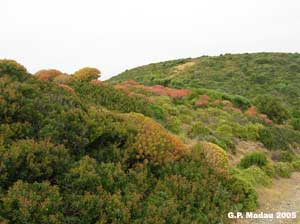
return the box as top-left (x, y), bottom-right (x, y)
top-left (1, 53), bottom-right (300, 223)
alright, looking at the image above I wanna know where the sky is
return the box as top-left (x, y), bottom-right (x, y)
top-left (1, 0), bottom-right (300, 80)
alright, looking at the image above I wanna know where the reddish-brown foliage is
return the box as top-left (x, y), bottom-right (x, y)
top-left (114, 84), bottom-right (130, 94)
top-left (195, 100), bottom-right (209, 107)
top-left (58, 84), bottom-right (75, 93)
top-left (245, 106), bottom-right (257, 117)
top-left (212, 100), bottom-right (221, 105)
top-left (35, 69), bottom-right (63, 81)
top-left (199, 95), bottom-right (209, 100)
top-left (90, 79), bottom-right (105, 86)
top-left (114, 81), bottom-right (191, 98)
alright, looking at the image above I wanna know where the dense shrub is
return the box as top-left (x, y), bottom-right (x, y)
top-left (238, 123), bottom-right (264, 141)
top-left (258, 127), bottom-right (300, 150)
top-left (227, 174), bottom-right (258, 211)
top-left (125, 113), bottom-right (189, 166)
top-left (70, 81), bottom-right (164, 120)
top-left (239, 152), bottom-right (268, 169)
top-left (187, 122), bottom-right (210, 138)
top-left (232, 167), bottom-right (272, 187)
top-left (278, 151), bottom-right (294, 162)
top-left (0, 59), bottom-right (29, 81)
top-left (198, 142), bottom-right (229, 176)
top-left (254, 95), bottom-right (289, 124)
top-left (261, 163), bottom-right (276, 177)
top-left (291, 160), bottom-right (300, 171)
top-left (2, 57), bottom-right (300, 223)
top-left (231, 95), bottom-right (251, 110)
top-left (34, 69), bottom-right (64, 81)
top-left (0, 140), bottom-right (71, 187)
top-left (291, 118), bottom-right (300, 131)
top-left (274, 162), bottom-right (292, 178)
top-left (73, 67), bottom-right (101, 81)
top-left (1, 181), bottom-right (63, 224)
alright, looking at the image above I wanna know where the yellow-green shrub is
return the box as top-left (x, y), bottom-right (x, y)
top-left (125, 113), bottom-right (189, 166)
top-left (274, 162), bottom-right (293, 178)
top-left (232, 167), bottom-right (272, 187)
top-left (239, 152), bottom-right (268, 169)
top-left (73, 67), bottom-right (101, 81)
top-left (199, 141), bottom-right (229, 176)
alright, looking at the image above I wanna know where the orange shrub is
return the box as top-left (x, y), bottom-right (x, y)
top-left (245, 106), bottom-right (257, 117)
top-left (212, 99), bottom-right (221, 105)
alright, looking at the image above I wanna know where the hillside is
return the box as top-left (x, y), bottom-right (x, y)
top-left (109, 53), bottom-right (300, 117)
top-left (0, 57), bottom-right (300, 224)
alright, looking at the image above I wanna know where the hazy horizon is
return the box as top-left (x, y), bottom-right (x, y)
top-left (1, 0), bottom-right (300, 80)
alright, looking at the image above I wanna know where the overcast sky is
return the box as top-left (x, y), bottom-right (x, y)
top-left (1, 0), bottom-right (300, 80)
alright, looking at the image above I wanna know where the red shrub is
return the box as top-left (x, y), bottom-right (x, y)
top-left (199, 95), bottom-right (209, 100)
top-left (35, 69), bottom-right (63, 81)
top-left (195, 100), bottom-right (209, 107)
top-left (90, 79), bottom-right (105, 86)
top-left (58, 84), bottom-right (75, 93)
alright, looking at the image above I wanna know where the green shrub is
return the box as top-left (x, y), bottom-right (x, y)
top-left (278, 151), bottom-right (294, 162)
top-left (231, 95), bottom-right (251, 110)
top-left (227, 174), bottom-right (258, 211)
top-left (254, 95), bottom-right (289, 124)
top-left (239, 152), bottom-right (268, 169)
top-left (274, 162), bottom-right (292, 178)
top-left (1, 181), bottom-right (63, 224)
top-left (198, 142), bottom-right (229, 176)
top-left (261, 163), bottom-right (276, 177)
top-left (188, 122), bottom-right (210, 138)
top-left (232, 167), bottom-right (272, 187)
top-left (0, 140), bottom-right (71, 187)
top-left (0, 59), bottom-right (29, 81)
top-left (291, 118), bottom-right (300, 131)
top-left (239, 123), bottom-right (264, 141)
top-left (258, 127), bottom-right (300, 150)
top-left (291, 160), bottom-right (300, 171)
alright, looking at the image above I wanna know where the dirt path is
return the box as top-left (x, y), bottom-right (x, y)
top-left (238, 172), bottom-right (300, 224)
